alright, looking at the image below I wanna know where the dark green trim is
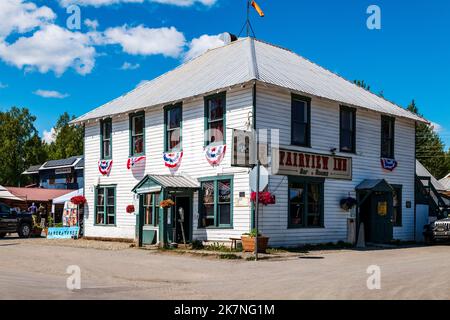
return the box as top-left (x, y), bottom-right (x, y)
top-left (287, 176), bottom-right (325, 229)
top-left (339, 105), bottom-right (356, 154)
top-left (204, 92), bottom-right (227, 147)
top-left (164, 103), bottom-right (183, 152)
top-left (291, 94), bottom-right (311, 148)
top-left (391, 184), bottom-right (403, 227)
top-left (94, 185), bottom-right (117, 227)
top-left (198, 175), bottom-right (234, 229)
top-left (100, 118), bottom-right (112, 160)
top-left (129, 111), bottom-right (145, 157)
top-left (381, 115), bottom-right (395, 159)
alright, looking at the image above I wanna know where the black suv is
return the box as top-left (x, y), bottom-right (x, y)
top-left (0, 203), bottom-right (33, 238)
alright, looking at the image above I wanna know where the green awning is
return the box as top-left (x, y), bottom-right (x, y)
top-left (355, 179), bottom-right (394, 193)
top-left (132, 174), bottom-right (200, 194)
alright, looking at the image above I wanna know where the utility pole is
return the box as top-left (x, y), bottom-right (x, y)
top-left (255, 157), bottom-right (260, 261)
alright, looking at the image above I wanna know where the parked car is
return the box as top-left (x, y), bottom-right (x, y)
top-left (0, 203), bottom-right (33, 238)
top-left (424, 218), bottom-right (450, 244)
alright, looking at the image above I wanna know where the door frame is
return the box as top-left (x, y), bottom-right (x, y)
top-left (173, 194), bottom-right (193, 243)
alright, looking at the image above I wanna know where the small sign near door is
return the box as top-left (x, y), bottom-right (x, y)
top-left (377, 201), bottom-right (388, 217)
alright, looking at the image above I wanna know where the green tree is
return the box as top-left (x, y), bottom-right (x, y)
top-left (353, 80), bottom-right (371, 91)
top-left (46, 112), bottom-right (84, 160)
top-left (0, 107), bottom-right (48, 186)
top-left (408, 100), bottom-right (450, 179)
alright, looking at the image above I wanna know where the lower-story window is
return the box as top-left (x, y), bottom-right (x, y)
top-left (288, 177), bottom-right (324, 228)
top-left (95, 186), bottom-right (116, 225)
top-left (199, 177), bottom-right (233, 228)
top-left (143, 193), bottom-right (160, 226)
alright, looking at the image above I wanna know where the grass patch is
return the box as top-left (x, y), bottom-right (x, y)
top-left (219, 253), bottom-right (242, 260)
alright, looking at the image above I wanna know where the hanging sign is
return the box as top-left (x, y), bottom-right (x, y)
top-left (98, 160), bottom-right (113, 176)
top-left (163, 152), bottom-right (183, 169)
top-left (272, 148), bottom-right (352, 180)
top-left (380, 158), bottom-right (398, 172)
top-left (205, 145), bottom-right (227, 166)
top-left (47, 227), bottom-right (80, 239)
top-left (127, 156), bottom-right (146, 170)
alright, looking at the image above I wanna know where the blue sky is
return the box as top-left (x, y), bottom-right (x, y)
top-left (0, 0), bottom-right (449, 147)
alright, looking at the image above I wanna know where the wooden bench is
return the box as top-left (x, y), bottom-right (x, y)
top-left (229, 237), bottom-right (241, 251)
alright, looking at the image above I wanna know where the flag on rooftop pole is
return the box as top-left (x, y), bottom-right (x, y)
top-left (251, 0), bottom-right (265, 17)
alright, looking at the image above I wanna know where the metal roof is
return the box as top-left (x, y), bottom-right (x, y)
top-left (72, 38), bottom-right (426, 125)
top-left (355, 179), bottom-right (394, 192)
top-left (416, 160), bottom-right (446, 191)
top-left (133, 174), bottom-right (200, 193)
top-left (42, 156), bottom-right (81, 169)
top-left (22, 165), bottom-right (42, 175)
top-left (438, 174), bottom-right (450, 191)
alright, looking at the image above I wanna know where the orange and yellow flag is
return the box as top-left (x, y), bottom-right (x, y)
top-left (251, 0), bottom-right (265, 17)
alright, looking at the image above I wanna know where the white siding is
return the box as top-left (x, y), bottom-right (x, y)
top-left (256, 84), bottom-right (416, 246)
top-left (84, 86), bottom-right (254, 241)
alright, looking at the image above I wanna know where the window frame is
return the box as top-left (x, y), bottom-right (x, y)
top-left (164, 103), bottom-right (183, 152)
top-left (291, 94), bottom-right (312, 148)
top-left (204, 92), bottom-right (227, 147)
top-left (94, 185), bottom-right (117, 227)
top-left (339, 105), bottom-right (356, 153)
top-left (129, 112), bottom-right (145, 157)
top-left (143, 193), bottom-right (160, 227)
top-left (392, 184), bottom-right (403, 227)
top-left (198, 175), bottom-right (234, 229)
top-left (100, 118), bottom-right (113, 160)
top-left (381, 115), bottom-right (395, 159)
top-left (288, 176), bottom-right (325, 229)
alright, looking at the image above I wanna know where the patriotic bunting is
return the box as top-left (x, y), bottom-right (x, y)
top-left (127, 156), bottom-right (146, 170)
top-left (163, 152), bottom-right (183, 169)
top-left (98, 160), bottom-right (113, 176)
top-left (205, 145), bottom-right (227, 166)
top-left (380, 158), bottom-right (398, 172)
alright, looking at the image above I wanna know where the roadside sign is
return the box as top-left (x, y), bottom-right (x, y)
top-left (250, 165), bottom-right (269, 192)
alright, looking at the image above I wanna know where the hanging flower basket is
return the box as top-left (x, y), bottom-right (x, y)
top-left (126, 205), bottom-right (135, 214)
top-left (340, 197), bottom-right (357, 211)
top-left (250, 192), bottom-right (276, 206)
top-left (160, 199), bottom-right (175, 209)
top-left (71, 195), bottom-right (87, 205)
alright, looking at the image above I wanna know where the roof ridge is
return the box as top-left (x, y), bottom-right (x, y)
top-left (247, 37), bottom-right (259, 80)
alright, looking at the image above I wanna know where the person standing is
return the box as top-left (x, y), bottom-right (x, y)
top-left (28, 202), bottom-right (37, 215)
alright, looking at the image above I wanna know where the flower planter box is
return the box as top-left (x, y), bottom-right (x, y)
top-left (241, 235), bottom-right (269, 253)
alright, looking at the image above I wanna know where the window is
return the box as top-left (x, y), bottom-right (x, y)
top-left (130, 113), bottom-right (145, 156)
top-left (288, 178), bottom-right (324, 228)
top-left (340, 106), bottom-right (356, 153)
top-left (205, 93), bottom-right (226, 146)
top-left (48, 177), bottom-right (55, 185)
top-left (143, 193), bottom-right (160, 226)
top-left (95, 186), bottom-right (116, 225)
top-left (199, 177), bottom-right (233, 228)
top-left (381, 116), bottom-right (395, 158)
top-left (392, 185), bottom-right (402, 227)
top-left (101, 118), bottom-right (112, 159)
top-left (165, 104), bottom-right (182, 152)
top-left (291, 95), bottom-right (311, 147)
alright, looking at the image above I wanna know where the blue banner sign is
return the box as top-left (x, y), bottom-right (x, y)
top-left (47, 227), bottom-right (79, 239)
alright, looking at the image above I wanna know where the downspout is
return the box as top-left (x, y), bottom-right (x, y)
top-left (414, 121), bottom-right (417, 242)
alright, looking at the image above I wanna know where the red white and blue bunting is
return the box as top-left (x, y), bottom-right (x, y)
top-left (380, 158), bottom-right (398, 172)
top-left (205, 145), bottom-right (227, 166)
top-left (98, 160), bottom-right (113, 176)
top-left (163, 152), bottom-right (183, 169)
top-left (127, 156), bottom-right (146, 170)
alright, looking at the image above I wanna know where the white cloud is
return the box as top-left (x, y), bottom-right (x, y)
top-left (0, 82), bottom-right (7, 89)
top-left (184, 33), bottom-right (226, 61)
top-left (121, 61), bottom-right (140, 70)
top-left (43, 127), bottom-right (57, 144)
top-left (103, 25), bottom-right (185, 58)
top-left (58, 0), bottom-right (216, 8)
top-left (84, 19), bottom-right (99, 30)
top-left (0, 24), bottom-right (96, 76)
top-left (33, 89), bottom-right (70, 99)
top-left (0, 0), bottom-right (55, 40)
top-left (430, 121), bottom-right (443, 133)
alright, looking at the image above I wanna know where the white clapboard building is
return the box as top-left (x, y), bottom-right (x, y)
top-left (72, 37), bottom-right (426, 247)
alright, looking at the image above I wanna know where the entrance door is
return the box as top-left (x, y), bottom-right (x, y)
top-left (174, 197), bottom-right (191, 244)
top-left (371, 192), bottom-right (393, 243)
top-left (138, 193), bottom-right (159, 246)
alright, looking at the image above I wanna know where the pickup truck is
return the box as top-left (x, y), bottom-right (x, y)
top-left (424, 218), bottom-right (450, 244)
top-left (0, 203), bottom-right (33, 238)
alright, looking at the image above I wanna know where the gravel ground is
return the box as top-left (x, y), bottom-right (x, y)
top-left (2, 236), bottom-right (450, 300)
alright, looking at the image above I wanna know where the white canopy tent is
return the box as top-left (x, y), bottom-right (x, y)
top-left (52, 188), bottom-right (83, 205)
top-left (0, 185), bottom-right (24, 201)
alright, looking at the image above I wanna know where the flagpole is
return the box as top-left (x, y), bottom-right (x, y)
top-left (246, 0), bottom-right (250, 37)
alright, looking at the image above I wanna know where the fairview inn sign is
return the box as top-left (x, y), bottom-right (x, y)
top-left (272, 149), bottom-right (352, 180)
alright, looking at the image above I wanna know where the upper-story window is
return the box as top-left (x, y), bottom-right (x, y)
top-left (130, 112), bottom-right (145, 156)
top-left (381, 116), bottom-right (395, 158)
top-left (205, 93), bottom-right (226, 146)
top-left (340, 106), bottom-right (356, 153)
top-left (165, 104), bottom-right (182, 152)
top-left (100, 118), bottom-right (112, 159)
top-left (291, 94), bottom-right (311, 147)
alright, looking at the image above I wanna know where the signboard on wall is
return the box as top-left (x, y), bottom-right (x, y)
top-left (272, 148), bottom-right (352, 180)
top-left (55, 167), bottom-right (72, 175)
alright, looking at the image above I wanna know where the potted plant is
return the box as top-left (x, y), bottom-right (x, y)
top-left (340, 197), bottom-right (357, 211)
top-left (160, 199), bottom-right (175, 209)
top-left (241, 229), bottom-right (269, 253)
top-left (126, 205), bottom-right (135, 214)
